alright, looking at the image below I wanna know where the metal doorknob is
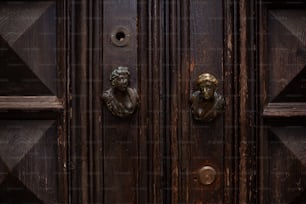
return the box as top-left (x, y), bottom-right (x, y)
top-left (198, 166), bottom-right (217, 185)
top-left (190, 73), bottom-right (225, 121)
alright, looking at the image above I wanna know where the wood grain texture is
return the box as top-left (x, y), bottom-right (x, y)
top-left (70, 0), bottom-right (89, 203)
top-left (268, 9), bottom-right (306, 102)
top-left (258, 1), bottom-right (306, 204)
top-left (102, 0), bottom-right (138, 203)
top-left (167, 0), bottom-right (225, 203)
top-left (238, 0), bottom-right (257, 203)
top-left (0, 120), bottom-right (58, 204)
top-left (168, 0), bottom-right (191, 203)
top-left (168, 1), bottom-right (237, 203)
top-left (223, 0), bottom-right (239, 203)
top-left (0, 96), bottom-right (63, 110)
top-left (0, 1), bottom-right (68, 203)
top-left (146, 0), bottom-right (164, 203)
top-left (190, 0), bottom-right (224, 203)
top-left (72, 1), bottom-right (164, 203)
top-left (263, 103), bottom-right (306, 117)
top-left (88, 0), bottom-right (103, 203)
top-left (268, 127), bottom-right (306, 203)
top-left (0, 2), bottom-right (57, 96)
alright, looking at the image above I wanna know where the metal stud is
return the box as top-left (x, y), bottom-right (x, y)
top-left (198, 166), bottom-right (217, 185)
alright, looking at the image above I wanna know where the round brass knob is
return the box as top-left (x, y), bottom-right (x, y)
top-left (198, 166), bottom-right (217, 185)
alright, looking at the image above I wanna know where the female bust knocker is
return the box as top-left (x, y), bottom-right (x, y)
top-left (102, 66), bottom-right (139, 117)
top-left (190, 73), bottom-right (224, 121)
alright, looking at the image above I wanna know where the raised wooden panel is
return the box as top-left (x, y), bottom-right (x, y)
top-left (259, 3), bottom-right (306, 204)
top-left (268, 9), bottom-right (306, 102)
top-left (268, 127), bottom-right (306, 204)
top-left (0, 120), bottom-right (59, 204)
top-left (0, 2), bottom-right (56, 96)
top-left (0, 175), bottom-right (43, 204)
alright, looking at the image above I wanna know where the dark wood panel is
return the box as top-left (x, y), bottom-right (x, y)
top-left (268, 9), bottom-right (306, 102)
top-left (0, 1), bottom-right (68, 203)
top-left (189, 0), bottom-right (224, 203)
top-left (258, 2), bottom-right (306, 204)
top-left (223, 0), bottom-right (239, 203)
top-left (0, 2), bottom-right (57, 96)
top-left (102, 0), bottom-right (138, 203)
top-left (70, 0), bottom-right (89, 203)
top-left (139, 0), bottom-right (163, 203)
top-left (89, 0), bottom-right (103, 203)
top-left (0, 120), bottom-right (59, 204)
top-left (268, 127), bottom-right (306, 203)
top-left (168, 0), bottom-right (190, 203)
top-left (239, 0), bottom-right (258, 203)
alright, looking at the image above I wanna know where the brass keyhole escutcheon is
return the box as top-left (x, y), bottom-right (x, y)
top-left (198, 166), bottom-right (217, 185)
top-left (111, 27), bottom-right (130, 47)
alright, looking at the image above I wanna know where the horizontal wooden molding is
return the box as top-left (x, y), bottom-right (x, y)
top-left (263, 102), bottom-right (306, 117)
top-left (0, 96), bottom-right (63, 110)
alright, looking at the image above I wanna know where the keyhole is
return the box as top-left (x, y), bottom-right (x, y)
top-left (111, 27), bottom-right (130, 47)
top-left (116, 32), bottom-right (126, 42)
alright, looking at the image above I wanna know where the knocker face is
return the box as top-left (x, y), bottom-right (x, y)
top-left (199, 81), bottom-right (215, 100)
top-left (110, 67), bottom-right (130, 92)
top-left (114, 74), bottom-right (129, 91)
top-left (191, 72), bottom-right (224, 121)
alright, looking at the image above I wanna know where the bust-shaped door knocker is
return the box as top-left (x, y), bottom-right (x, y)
top-left (102, 66), bottom-right (139, 118)
top-left (190, 73), bottom-right (225, 121)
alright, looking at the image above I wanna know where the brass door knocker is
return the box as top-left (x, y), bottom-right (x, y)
top-left (102, 66), bottom-right (139, 118)
top-left (190, 73), bottom-right (225, 121)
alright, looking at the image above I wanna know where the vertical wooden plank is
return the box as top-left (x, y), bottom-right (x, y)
top-left (138, 0), bottom-right (164, 203)
top-left (189, 0), bottom-right (224, 203)
top-left (170, 0), bottom-right (227, 203)
top-left (178, 0), bottom-right (191, 202)
top-left (102, 0), bottom-right (138, 203)
top-left (90, 0), bottom-right (103, 203)
top-left (239, 0), bottom-right (257, 203)
top-left (147, 0), bottom-right (164, 203)
top-left (168, 0), bottom-right (177, 202)
top-left (223, 0), bottom-right (239, 203)
top-left (137, 0), bottom-right (148, 202)
top-left (239, 0), bottom-right (249, 202)
top-left (70, 0), bottom-right (89, 203)
top-left (259, 2), bottom-right (269, 204)
top-left (57, 0), bottom-right (69, 203)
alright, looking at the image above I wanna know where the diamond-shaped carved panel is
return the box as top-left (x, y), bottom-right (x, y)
top-left (0, 175), bottom-right (43, 204)
top-left (0, 120), bottom-right (58, 204)
top-left (0, 2), bottom-right (57, 96)
top-left (268, 10), bottom-right (306, 102)
top-left (269, 127), bottom-right (306, 204)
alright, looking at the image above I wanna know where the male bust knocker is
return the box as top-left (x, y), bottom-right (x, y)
top-left (190, 73), bottom-right (224, 121)
top-left (102, 66), bottom-right (139, 118)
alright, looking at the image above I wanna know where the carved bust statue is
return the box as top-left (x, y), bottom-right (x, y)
top-left (102, 67), bottom-right (139, 117)
top-left (190, 73), bottom-right (224, 121)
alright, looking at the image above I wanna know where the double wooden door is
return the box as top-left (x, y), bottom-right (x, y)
top-left (0, 0), bottom-right (305, 203)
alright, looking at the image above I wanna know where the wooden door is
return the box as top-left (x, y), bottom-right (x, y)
top-left (0, 0), bottom-right (236, 204)
top-left (72, 0), bottom-right (234, 203)
top-left (0, 1), bottom-right (68, 203)
top-left (258, 1), bottom-right (306, 203)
